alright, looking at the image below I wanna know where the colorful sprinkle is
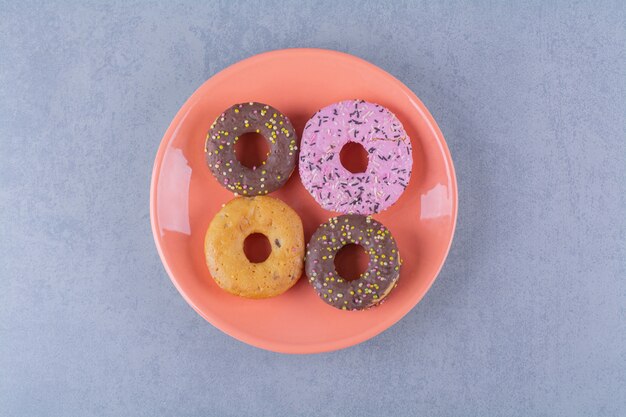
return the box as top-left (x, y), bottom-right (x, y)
top-left (304, 214), bottom-right (401, 311)
top-left (299, 100), bottom-right (412, 215)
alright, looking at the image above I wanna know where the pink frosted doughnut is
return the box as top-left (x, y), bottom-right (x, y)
top-left (299, 100), bottom-right (413, 215)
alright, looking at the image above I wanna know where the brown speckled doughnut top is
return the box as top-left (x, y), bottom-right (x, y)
top-left (305, 214), bottom-right (401, 310)
top-left (205, 102), bottom-right (298, 195)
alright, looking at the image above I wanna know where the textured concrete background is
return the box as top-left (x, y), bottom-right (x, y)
top-left (1, 1), bottom-right (625, 416)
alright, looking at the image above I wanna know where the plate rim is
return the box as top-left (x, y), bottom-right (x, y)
top-left (150, 48), bottom-right (458, 354)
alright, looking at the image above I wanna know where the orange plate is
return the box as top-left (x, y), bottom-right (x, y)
top-left (150, 49), bottom-right (457, 353)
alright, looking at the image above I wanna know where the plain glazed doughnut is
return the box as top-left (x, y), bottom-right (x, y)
top-left (204, 196), bottom-right (304, 298)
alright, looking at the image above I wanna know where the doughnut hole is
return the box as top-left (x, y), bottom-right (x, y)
top-left (334, 244), bottom-right (370, 281)
top-left (243, 233), bottom-right (271, 263)
top-left (339, 141), bottom-right (369, 173)
top-left (235, 132), bottom-right (270, 169)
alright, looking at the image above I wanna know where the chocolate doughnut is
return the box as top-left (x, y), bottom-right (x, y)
top-left (205, 102), bottom-right (298, 195)
top-left (305, 214), bottom-right (401, 310)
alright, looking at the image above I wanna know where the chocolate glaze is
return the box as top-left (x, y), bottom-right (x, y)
top-left (205, 102), bottom-right (298, 195)
top-left (305, 214), bottom-right (401, 310)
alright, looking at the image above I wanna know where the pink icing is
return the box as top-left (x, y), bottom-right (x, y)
top-left (299, 100), bottom-right (413, 214)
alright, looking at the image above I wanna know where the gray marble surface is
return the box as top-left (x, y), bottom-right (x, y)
top-left (1, 1), bottom-right (625, 416)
